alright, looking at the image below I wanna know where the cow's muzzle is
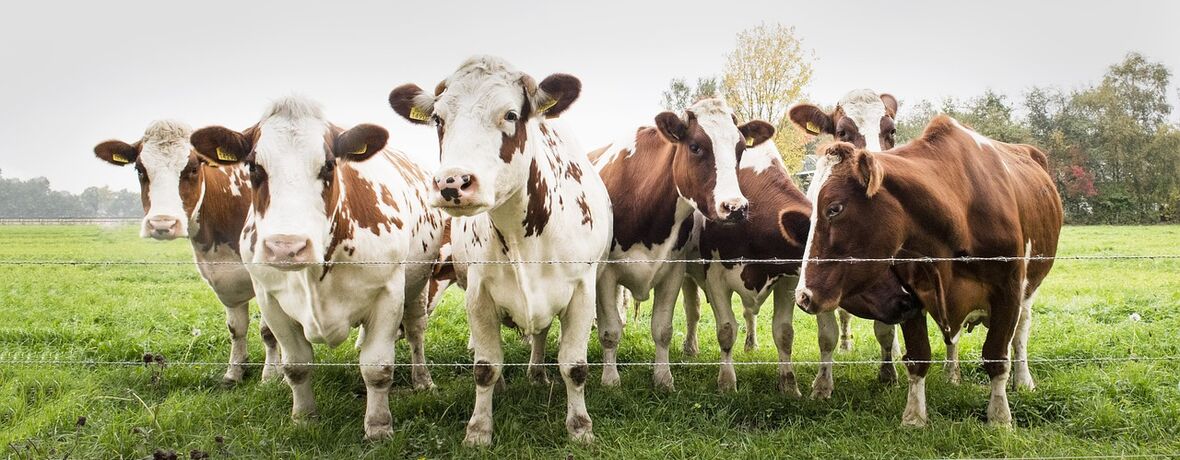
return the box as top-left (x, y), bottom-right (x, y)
top-left (262, 234), bottom-right (315, 270)
top-left (144, 216), bottom-right (184, 240)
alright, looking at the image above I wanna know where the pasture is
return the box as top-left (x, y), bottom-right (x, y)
top-left (1, 224), bottom-right (1178, 459)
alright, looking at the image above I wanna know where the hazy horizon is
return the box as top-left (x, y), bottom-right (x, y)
top-left (2, 0), bottom-right (1178, 193)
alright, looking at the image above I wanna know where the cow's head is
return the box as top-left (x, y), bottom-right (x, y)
top-left (789, 89), bottom-right (898, 152)
top-left (191, 97), bottom-right (387, 270)
top-left (795, 142), bottom-right (906, 314)
top-left (656, 99), bottom-right (773, 223)
top-left (94, 120), bottom-right (204, 240)
top-left (389, 55), bottom-right (580, 217)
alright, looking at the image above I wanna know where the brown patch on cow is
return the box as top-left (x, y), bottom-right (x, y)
top-left (673, 214), bottom-right (694, 251)
top-left (190, 160), bottom-right (252, 253)
top-left (135, 163), bottom-right (151, 213)
top-left (575, 193), bottom-right (593, 227)
top-left (492, 225), bottom-right (510, 255)
top-left (260, 325), bottom-right (277, 349)
top-left (597, 129), bottom-right (681, 251)
top-left (521, 158), bottom-right (551, 237)
top-left (473, 360), bottom-right (496, 387)
top-left (499, 106), bottom-right (529, 163)
top-left (568, 361), bottom-right (589, 386)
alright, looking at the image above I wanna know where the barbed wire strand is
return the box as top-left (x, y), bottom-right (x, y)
top-left (0, 254), bottom-right (1178, 266)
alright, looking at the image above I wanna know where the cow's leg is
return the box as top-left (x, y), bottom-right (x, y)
top-left (359, 276), bottom-right (405, 441)
top-left (595, 272), bottom-right (624, 387)
top-left (1011, 290), bottom-right (1037, 391)
top-left (771, 280), bottom-right (800, 397)
top-left (259, 314), bottom-right (282, 383)
top-left (706, 285), bottom-right (739, 392)
top-left (875, 321), bottom-right (899, 385)
top-left (743, 299), bottom-right (759, 352)
top-left (558, 281), bottom-right (596, 444)
top-left (945, 331), bottom-right (962, 385)
top-left (651, 271), bottom-right (682, 391)
top-left (682, 277), bottom-right (701, 357)
top-left (222, 301), bottom-right (250, 384)
top-left (464, 287), bottom-right (502, 447)
top-left (259, 293), bottom-right (317, 422)
top-left (527, 324), bottom-right (551, 385)
top-left (812, 309), bottom-right (838, 399)
top-left (837, 308), bottom-right (855, 352)
top-left (984, 285), bottom-right (1022, 428)
top-left (900, 313), bottom-right (932, 427)
top-left (402, 288), bottom-right (434, 390)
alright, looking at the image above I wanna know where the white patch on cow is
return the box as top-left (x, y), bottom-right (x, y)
top-left (902, 374), bottom-right (928, 426)
top-left (688, 99), bottom-right (747, 217)
top-left (740, 138), bottom-right (785, 174)
top-left (589, 135), bottom-right (638, 173)
top-left (249, 97), bottom-right (334, 262)
top-left (838, 89), bottom-right (888, 152)
top-left (228, 170), bottom-right (243, 196)
top-left (137, 120), bottom-right (195, 237)
top-left (796, 152), bottom-right (843, 298)
top-left (950, 118), bottom-right (994, 149)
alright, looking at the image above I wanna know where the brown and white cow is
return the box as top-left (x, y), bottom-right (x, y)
top-left (94, 120), bottom-right (280, 384)
top-left (389, 56), bottom-right (611, 446)
top-left (695, 136), bottom-right (908, 396)
top-left (191, 97), bottom-right (446, 440)
top-left (590, 98), bottom-right (768, 391)
top-left (794, 115), bottom-right (1063, 427)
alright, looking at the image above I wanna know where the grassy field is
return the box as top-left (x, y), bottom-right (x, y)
top-left (1, 225), bottom-right (1178, 459)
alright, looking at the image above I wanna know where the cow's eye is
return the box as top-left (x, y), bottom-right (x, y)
top-left (836, 130), bottom-right (847, 139)
top-left (826, 203), bottom-right (845, 219)
top-left (136, 169), bottom-right (147, 181)
top-left (504, 111), bottom-right (519, 122)
top-left (689, 144), bottom-right (701, 155)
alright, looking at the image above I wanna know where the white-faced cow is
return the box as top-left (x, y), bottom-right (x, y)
top-left (94, 120), bottom-right (280, 384)
top-left (795, 116), bottom-right (1063, 427)
top-left (695, 135), bottom-right (912, 396)
top-left (190, 97), bottom-right (446, 440)
top-left (389, 56), bottom-right (611, 446)
top-left (589, 98), bottom-right (768, 391)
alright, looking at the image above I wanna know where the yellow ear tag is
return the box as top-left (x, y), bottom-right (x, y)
top-left (805, 122), bottom-right (822, 135)
top-left (537, 98), bottom-right (557, 113)
top-left (111, 153), bottom-right (130, 164)
top-left (351, 144), bottom-right (368, 156)
top-left (746, 137), bottom-right (756, 147)
top-left (215, 147), bottom-right (236, 162)
top-left (409, 106), bottom-right (431, 122)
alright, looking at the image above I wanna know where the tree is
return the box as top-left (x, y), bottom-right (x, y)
top-left (721, 23), bottom-right (816, 170)
top-left (661, 77), bottom-right (720, 112)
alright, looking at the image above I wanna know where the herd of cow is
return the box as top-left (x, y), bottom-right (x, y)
top-left (91, 55), bottom-right (1064, 445)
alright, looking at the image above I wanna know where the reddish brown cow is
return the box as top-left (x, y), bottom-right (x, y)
top-left (795, 115), bottom-right (1063, 427)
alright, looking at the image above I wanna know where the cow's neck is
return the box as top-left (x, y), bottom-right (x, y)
top-left (189, 164), bottom-right (250, 255)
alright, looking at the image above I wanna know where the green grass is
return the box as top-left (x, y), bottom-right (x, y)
top-left (1, 224), bottom-right (1178, 459)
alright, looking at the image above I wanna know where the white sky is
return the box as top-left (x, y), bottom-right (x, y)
top-left (2, 0), bottom-right (1178, 193)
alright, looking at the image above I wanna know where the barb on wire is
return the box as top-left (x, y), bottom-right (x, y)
top-left (1, 254), bottom-right (1178, 266)
top-left (0, 355), bottom-right (1177, 368)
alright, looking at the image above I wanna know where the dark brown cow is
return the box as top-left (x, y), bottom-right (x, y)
top-left (94, 120), bottom-right (279, 384)
top-left (795, 115), bottom-right (1063, 427)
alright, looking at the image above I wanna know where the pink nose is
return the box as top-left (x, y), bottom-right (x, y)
top-left (433, 172), bottom-right (478, 205)
top-left (262, 234), bottom-right (314, 269)
top-left (146, 216), bottom-right (181, 240)
top-left (795, 288), bottom-right (816, 314)
top-left (717, 198), bottom-right (749, 222)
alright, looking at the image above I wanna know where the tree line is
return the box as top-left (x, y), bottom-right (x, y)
top-left (0, 169), bottom-right (141, 218)
top-left (661, 23), bottom-right (1179, 225)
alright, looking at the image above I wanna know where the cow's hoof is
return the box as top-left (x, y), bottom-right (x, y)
top-left (878, 364), bottom-right (898, 385)
top-left (744, 336), bottom-right (758, 352)
top-left (567, 415), bottom-right (594, 444)
top-left (528, 367), bottom-right (550, 386)
top-left (1012, 374), bottom-right (1036, 391)
top-left (260, 366), bottom-right (282, 383)
top-left (364, 424), bottom-right (394, 442)
top-left (778, 374), bottom-right (801, 398)
top-left (221, 370), bottom-right (244, 386)
top-left (463, 430), bottom-right (492, 447)
top-left (291, 412), bottom-right (319, 426)
top-left (810, 384), bottom-right (833, 400)
top-left (653, 370), bottom-right (675, 392)
top-left (601, 368), bottom-right (621, 387)
top-left (901, 413), bottom-right (927, 428)
top-left (839, 338), bottom-right (854, 352)
top-left (717, 369), bottom-right (737, 393)
top-left (413, 378), bottom-right (437, 391)
top-left (682, 338), bottom-right (699, 357)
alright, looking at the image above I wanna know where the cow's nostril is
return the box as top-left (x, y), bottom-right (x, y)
top-left (446, 177), bottom-right (456, 184)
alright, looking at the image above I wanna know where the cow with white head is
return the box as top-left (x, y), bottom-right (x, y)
top-left (389, 56), bottom-right (611, 446)
top-left (190, 97), bottom-right (446, 440)
top-left (94, 120), bottom-right (279, 385)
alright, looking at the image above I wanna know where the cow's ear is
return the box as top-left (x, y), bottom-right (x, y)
top-left (389, 84), bottom-right (436, 125)
top-left (788, 104), bottom-right (835, 136)
top-left (822, 141), bottom-right (856, 161)
top-left (855, 150), bottom-right (885, 197)
top-left (94, 140), bottom-right (140, 166)
top-left (738, 120), bottom-right (776, 147)
top-left (333, 124), bottom-right (388, 162)
top-left (880, 93), bottom-right (899, 118)
top-left (533, 73), bottom-right (581, 119)
top-left (778, 209), bottom-right (811, 248)
top-left (191, 126), bottom-right (252, 165)
top-left (655, 112), bottom-right (688, 143)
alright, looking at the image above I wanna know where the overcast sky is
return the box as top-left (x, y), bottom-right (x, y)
top-left (2, 0), bottom-right (1178, 193)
